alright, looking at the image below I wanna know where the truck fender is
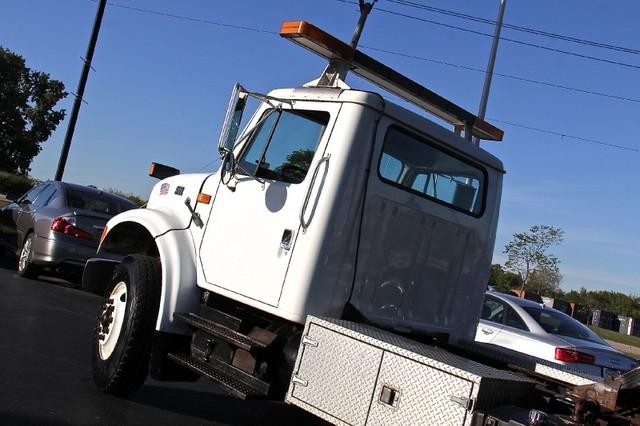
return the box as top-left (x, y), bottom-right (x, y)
top-left (87, 208), bottom-right (200, 334)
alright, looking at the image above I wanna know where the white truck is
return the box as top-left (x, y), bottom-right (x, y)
top-left (84, 14), bottom-right (639, 426)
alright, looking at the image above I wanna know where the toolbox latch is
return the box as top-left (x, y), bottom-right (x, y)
top-left (450, 395), bottom-right (475, 411)
top-left (379, 385), bottom-right (401, 408)
top-left (302, 335), bottom-right (318, 347)
top-left (291, 375), bottom-right (308, 387)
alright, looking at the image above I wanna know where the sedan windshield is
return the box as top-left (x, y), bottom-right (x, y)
top-left (524, 307), bottom-right (606, 345)
top-left (67, 190), bottom-right (135, 216)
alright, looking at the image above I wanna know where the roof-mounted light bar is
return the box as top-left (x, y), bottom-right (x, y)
top-left (280, 21), bottom-right (503, 142)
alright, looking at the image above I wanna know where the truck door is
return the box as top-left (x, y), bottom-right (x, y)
top-left (199, 103), bottom-right (338, 307)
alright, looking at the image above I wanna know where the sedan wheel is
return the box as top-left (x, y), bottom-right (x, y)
top-left (17, 234), bottom-right (41, 278)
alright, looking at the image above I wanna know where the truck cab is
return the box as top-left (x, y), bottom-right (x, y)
top-left (85, 20), bottom-right (505, 400)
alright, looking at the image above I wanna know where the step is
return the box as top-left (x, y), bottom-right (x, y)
top-left (174, 312), bottom-right (267, 351)
top-left (200, 305), bottom-right (242, 331)
top-left (168, 353), bottom-right (268, 399)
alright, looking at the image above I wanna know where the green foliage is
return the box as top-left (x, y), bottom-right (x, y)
top-left (0, 46), bottom-right (67, 175)
top-left (589, 326), bottom-right (640, 353)
top-left (0, 170), bottom-right (36, 198)
top-left (488, 264), bottom-right (522, 294)
top-left (564, 287), bottom-right (640, 319)
top-left (284, 149), bottom-right (315, 171)
top-left (504, 225), bottom-right (564, 294)
top-left (103, 187), bottom-right (146, 207)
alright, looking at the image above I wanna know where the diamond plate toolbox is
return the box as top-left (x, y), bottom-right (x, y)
top-left (286, 317), bottom-right (534, 426)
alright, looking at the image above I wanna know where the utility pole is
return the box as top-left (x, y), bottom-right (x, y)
top-left (474, 0), bottom-right (506, 146)
top-left (54, 0), bottom-right (107, 181)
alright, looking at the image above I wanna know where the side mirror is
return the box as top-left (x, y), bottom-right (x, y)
top-left (5, 191), bottom-right (21, 203)
top-left (149, 162), bottom-right (180, 180)
top-left (217, 83), bottom-right (248, 156)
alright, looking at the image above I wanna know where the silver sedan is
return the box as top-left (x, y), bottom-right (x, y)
top-left (0, 181), bottom-right (137, 280)
top-left (475, 291), bottom-right (638, 377)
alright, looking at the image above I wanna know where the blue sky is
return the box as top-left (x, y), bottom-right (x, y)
top-left (2, 0), bottom-right (638, 295)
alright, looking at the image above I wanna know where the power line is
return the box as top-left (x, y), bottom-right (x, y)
top-left (335, 0), bottom-right (640, 71)
top-left (93, 0), bottom-right (637, 153)
top-left (362, 45), bottom-right (640, 104)
top-left (489, 119), bottom-right (639, 152)
top-left (386, 0), bottom-right (640, 56)
top-left (101, 0), bottom-right (640, 104)
top-left (92, 0), bottom-right (278, 35)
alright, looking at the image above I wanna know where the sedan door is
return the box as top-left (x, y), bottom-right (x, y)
top-left (1, 185), bottom-right (46, 253)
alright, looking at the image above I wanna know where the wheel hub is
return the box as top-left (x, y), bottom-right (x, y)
top-left (18, 237), bottom-right (32, 272)
top-left (97, 281), bottom-right (127, 360)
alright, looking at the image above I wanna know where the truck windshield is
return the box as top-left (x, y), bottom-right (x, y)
top-left (237, 109), bottom-right (329, 184)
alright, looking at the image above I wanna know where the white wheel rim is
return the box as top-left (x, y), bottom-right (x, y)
top-left (18, 237), bottom-right (32, 272)
top-left (98, 281), bottom-right (128, 360)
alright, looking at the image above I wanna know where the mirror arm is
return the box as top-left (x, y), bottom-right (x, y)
top-left (245, 91), bottom-right (293, 108)
top-left (230, 108), bottom-right (277, 152)
top-left (234, 163), bottom-right (265, 185)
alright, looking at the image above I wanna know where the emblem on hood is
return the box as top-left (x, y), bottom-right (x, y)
top-left (159, 183), bottom-right (170, 195)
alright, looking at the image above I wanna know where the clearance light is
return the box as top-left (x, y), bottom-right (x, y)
top-left (555, 348), bottom-right (595, 364)
top-left (149, 162), bottom-right (180, 180)
top-left (197, 193), bottom-right (212, 204)
top-left (279, 20), bottom-right (503, 142)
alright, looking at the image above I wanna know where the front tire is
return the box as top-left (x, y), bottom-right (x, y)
top-left (92, 255), bottom-right (161, 397)
top-left (17, 233), bottom-right (41, 278)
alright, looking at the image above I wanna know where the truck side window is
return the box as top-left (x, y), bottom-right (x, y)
top-left (378, 126), bottom-right (486, 215)
top-left (238, 109), bottom-right (330, 184)
top-left (380, 153), bottom-right (403, 182)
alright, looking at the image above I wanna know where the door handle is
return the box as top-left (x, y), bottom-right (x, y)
top-left (481, 328), bottom-right (495, 335)
top-left (300, 153), bottom-right (330, 230)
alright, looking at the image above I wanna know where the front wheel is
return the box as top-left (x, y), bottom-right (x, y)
top-left (92, 255), bottom-right (161, 397)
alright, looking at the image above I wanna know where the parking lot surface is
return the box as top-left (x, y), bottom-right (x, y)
top-left (0, 257), bottom-right (322, 425)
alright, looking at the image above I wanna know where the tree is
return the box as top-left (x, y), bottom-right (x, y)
top-left (503, 225), bottom-right (564, 293)
top-left (488, 264), bottom-right (522, 294)
top-left (104, 187), bottom-right (147, 207)
top-left (526, 266), bottom-right (562, 296)
top-left (0, 46), bottom-right (67, 175)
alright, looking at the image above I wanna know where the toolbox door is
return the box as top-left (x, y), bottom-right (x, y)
top-left (289, 323), bottom-right (384, 425)
top-left (367, 352), bottom-right (474, 425)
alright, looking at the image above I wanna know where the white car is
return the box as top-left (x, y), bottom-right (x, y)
top-left (475, 291), bottom-right (638, 377)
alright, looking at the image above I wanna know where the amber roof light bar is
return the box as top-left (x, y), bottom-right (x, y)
top-left (280, 20), bottom-right (503, 142)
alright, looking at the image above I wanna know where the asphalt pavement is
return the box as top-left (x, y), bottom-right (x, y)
top-left (0, 255), bottom-right (324, 426)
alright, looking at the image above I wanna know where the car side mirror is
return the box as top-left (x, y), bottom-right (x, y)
top-left (5, 191), bottom-right (21, 202)
top-left (217, 83), bottom-right (248, 156)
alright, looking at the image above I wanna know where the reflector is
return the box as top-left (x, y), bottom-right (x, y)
top-left (197, 193), bottom-right (212, 204)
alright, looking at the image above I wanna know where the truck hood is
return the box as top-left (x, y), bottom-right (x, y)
top-left (146, 172), bottom-right (214, 221)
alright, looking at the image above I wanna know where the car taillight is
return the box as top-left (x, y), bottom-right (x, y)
top-left (555, 348), bottom-right (596, 364)
top-left (99, 226), bottom-right (108, 244)
top-left (51, 217), bottom-right (93, 241)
